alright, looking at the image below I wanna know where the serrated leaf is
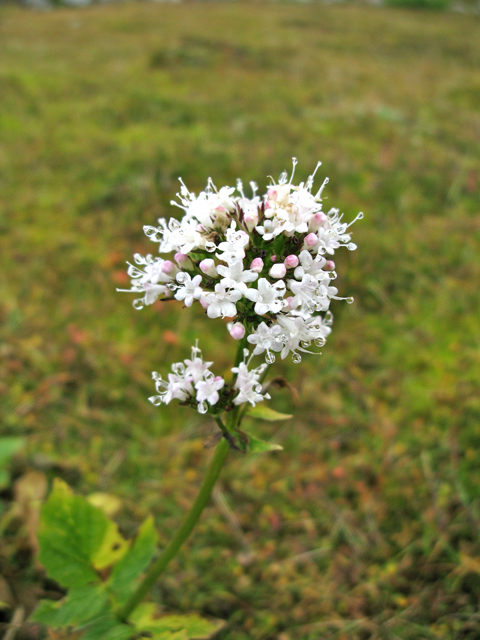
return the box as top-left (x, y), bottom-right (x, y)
top-left (246, 406), bottom-right (292, 421)
top-left (32, 585), bottom-right (110, 628)
top-left (108, 516), bottom-right (158, 606)
top-left (247, 434), bottom-right (283, 454)
top-left (37, 479), bottom-right (127, 589)
top-left (130, 603), bottom-right (224, 639)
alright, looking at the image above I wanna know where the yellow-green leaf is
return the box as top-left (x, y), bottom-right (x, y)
top-left (130, 603), bottom-right (224, 639)
top-left (246, 406), bottom-right (292, 421)
top-left (108, 516), bottom-right (158, 606)
top-left (37, 479), bottom-right (127, 588)
top-left (247, 434), bottom-right (283, 454)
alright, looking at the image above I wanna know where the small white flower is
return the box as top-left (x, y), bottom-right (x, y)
top-left (202, 282), bottom-right (242, 319)
top-left (216, 257), bottom-right (258, 295)
top-left (216, 222), bottom-right (250, 262)
top-left (142, 282), bottom-right (168, 306)
top-left (149, 372), bottom-right (193, 405)
top-left (245, 278), bottom-right (286, 316)
top-left (184, 356), bottom-right (213, 384)
top-left (195, 376), bottom-right (225, 406)
top-left (247, 322), bottom-right (284, 359)
top-left (293, 250), bottom-right (327, 280)
top-left (231, 360), bottom-right (270, 407)
top-left (174, 273), bottom-right (203, 307)
top-left (287, 274), bottom-right (334, 313)
top-left (276, 313), bottom-right (331, 361)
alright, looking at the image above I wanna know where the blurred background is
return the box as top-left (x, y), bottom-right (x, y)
top-left (0, 1), bottom-right (479, 638)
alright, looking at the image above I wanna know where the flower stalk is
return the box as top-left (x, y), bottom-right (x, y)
top-left (118, 435), bottom-right (230, 622)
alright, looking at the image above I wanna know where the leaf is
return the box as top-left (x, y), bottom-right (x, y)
top-left (246, 406), bottom-right (292, 421)
top-left (107, 516), bottom-right (158, 606)
top-left (87, 492), bottom-right (122, 518)
top-left (37, 479), bottom-right (127, 589)
top-left (247, 434), bottom-right (283, 454)
top-left (130, 603), bottom-right (224, 639)
top-left (79, 615), bottom-right (134, 640)
top-left (92, 522), bottom-right (129, 571)
top-left (32, 585), bottom-right (110, 628)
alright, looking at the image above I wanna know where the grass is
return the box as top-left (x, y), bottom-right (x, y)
top-left (0, 2), bottom-right (479, 638)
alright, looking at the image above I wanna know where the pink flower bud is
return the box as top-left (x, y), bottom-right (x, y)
top-left (250, 258), bottom-right (264, 273)
top-left (199, 259), bottom-right (218, 277)
top-left (244, 212), bottom-right (258, 232)
top-left (304, 233), bottom-right (319, 248)
top-left (161, 260), bottom-right (175, 274)
top-left (229, 323), bottom-right (245, 340)
top-left (325, 260), bottom-right (335, 271)
top-left (269, 263), bottom-right (286, 279)
top-left (174, 253), bottom-right (191, 268)
top-left (271, 255), bottom-right (277, 262)
top-left (284, 254), bottom-right (299, 269)
top-left (309, 212), bottom-right (327, 231)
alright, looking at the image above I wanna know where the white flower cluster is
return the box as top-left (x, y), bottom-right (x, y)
top-left (121, 159), bottom-right (361, 364)
top-left (149, 345), bottom-right (270, 414)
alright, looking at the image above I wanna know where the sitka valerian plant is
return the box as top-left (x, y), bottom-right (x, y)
top-left (33, 159), bottom-right (361, 639)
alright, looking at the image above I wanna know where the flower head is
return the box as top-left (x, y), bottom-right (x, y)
top-left (122, 159), bottom-right (360, 365)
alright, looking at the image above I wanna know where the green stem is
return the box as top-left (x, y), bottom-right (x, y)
top-left (118, 437), bottom-right (230, 622)
top-left (118, 339), bottom-right (247, 623)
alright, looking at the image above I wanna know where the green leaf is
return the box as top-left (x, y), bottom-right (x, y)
top-left (130, 603), bottom-right (224, 639)
top-left (38, 478), bottom-right (127, 589)
top-left (32, 585), bottom-right (110, 628)
top-left (246, 406), bottom-right (292, 421)
top-left (79, 615), bottom-right (134, 640)
top-left (107, 516), bottom-right (158, 606)
top-left (247, 434), bottom-right (283, 454)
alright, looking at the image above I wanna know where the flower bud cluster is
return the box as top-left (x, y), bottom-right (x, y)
top-left (149, 344), bottom-right (270, 414)
top-left (121, 159), bottom-right (361, 364)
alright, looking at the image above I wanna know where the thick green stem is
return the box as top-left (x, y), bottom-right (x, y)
top-left (118, 437), bottom-right (230, 622)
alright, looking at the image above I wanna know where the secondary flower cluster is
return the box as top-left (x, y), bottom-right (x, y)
top-left (149, 345), bottom-right (270, 414)
top-left (121, 159), bottom-right (361, 366)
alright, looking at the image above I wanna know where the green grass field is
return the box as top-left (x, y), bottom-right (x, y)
top-left (1, 2), bottom-right (479, 638)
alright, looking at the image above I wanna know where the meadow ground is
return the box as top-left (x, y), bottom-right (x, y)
top-left (0, 2), bottom-right (479, 638)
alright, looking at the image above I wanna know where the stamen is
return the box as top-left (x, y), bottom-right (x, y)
top-left (289, 157), bottom-right (298, 184)
top-left (315, 177), bottom-right (329, 199)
